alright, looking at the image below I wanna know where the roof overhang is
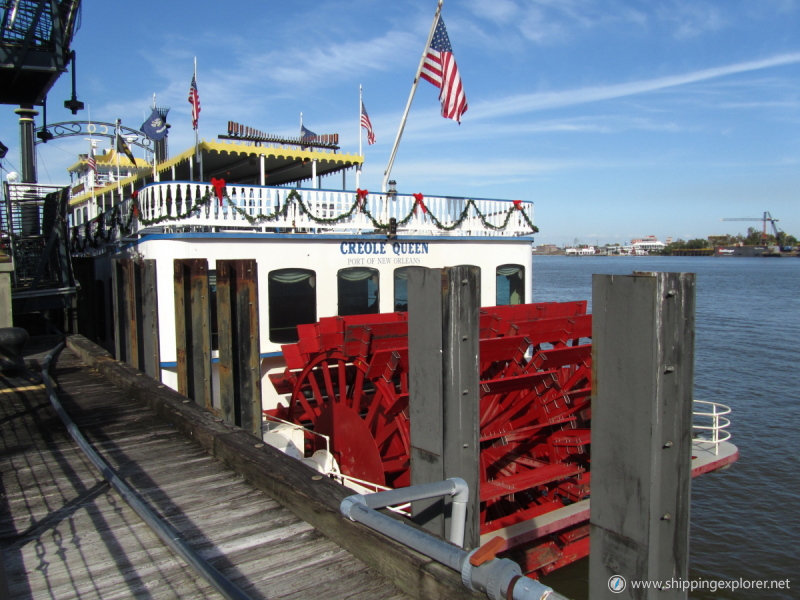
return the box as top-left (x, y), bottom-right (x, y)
top-left (158, 140), bottom-right (364, 187)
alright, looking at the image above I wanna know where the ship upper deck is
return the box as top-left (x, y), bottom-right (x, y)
top-left (66, 139), bottom-right (536, 248)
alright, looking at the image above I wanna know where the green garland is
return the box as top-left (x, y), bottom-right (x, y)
top-left (71, 200), bottom-right (142, 252)
top-left (73, 187), bottom-right (537, 251)
top-left (192, 188), bottom-right (537, 234)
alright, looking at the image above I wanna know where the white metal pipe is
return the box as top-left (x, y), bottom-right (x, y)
top-left (512, 575), bottom-right (566, 600)
top-left (340, 481), bottom-right (570, 600)
top-left (343, 500), bottom-right (464, 570)
top-left (348, 477), bottom-right (468, 547)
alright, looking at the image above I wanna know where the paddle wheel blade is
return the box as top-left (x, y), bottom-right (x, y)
top-left (266, 302), bottom-right (593, 577)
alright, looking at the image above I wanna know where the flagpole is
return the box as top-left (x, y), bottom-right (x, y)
top-left (359, 85), bottom-right (364, 158)
top-left (115, 119), bottom-right (121, 193)
top-left (86, 106), bottom-right (94, 193)
top-left (381, 0), bottom-right (443, 193)
top-left (193, 57), bottom-right (200, 181)
top-left (151, 93), bottom-right (158, 181)
top-left (357, 85), bottom-right (363, 189)
top-left (89, 140), bottom-right (95, 192)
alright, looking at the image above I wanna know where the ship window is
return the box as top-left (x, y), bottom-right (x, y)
top-left (496, 264), bottom-right (525, 305)
top-left (338, 268), bottom-right (379, 316)
top-left (393, 267), bottom-right (413, 312)
top-left (268, 268), bottom-right (317, 343)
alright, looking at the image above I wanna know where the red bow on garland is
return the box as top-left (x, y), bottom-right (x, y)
top-left (131, 190), bottom-right (139, 217)
top-left (512, 200), bottom-right (522, 210)
top-left (413, 193), bottom-right (427, 214)
top-left (211, 177), bottom-right (226, 206)
top-left (356, 188), bottom-right (368, 208)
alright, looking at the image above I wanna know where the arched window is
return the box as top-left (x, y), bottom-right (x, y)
top-left (338, 267), bottom-right (379, 316)
top-left (268, 268), bottom-right (316, 342)
top-left (496, 264), bottom-right (525, 305)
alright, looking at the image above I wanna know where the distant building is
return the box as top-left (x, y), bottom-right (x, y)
top-left (626, 235), bottom-right (666, 254)
top-left (532, 244), bottom-right (561, 255)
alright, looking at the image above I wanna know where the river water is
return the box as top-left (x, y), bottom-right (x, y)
top-left (532, 256), bottom-right (799, 600)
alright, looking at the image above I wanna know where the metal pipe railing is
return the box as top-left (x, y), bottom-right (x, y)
top-left (341, 479), bottom-right (569, 600)
top-left (41, 342), bottom-right (253, 600)
top-left (692, 399), bottom-right (733, 456)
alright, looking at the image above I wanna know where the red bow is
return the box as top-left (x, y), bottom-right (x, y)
top-left (512, 200), bottom-right (522, 210)
top-left (131, 190), bottom-right (138, 200)
top-left (211, 177), bottom-right (226, 205)
top-left (413, 193), bottom-right (427, 214)
top-left (356, 188), bottom-right (368, 207)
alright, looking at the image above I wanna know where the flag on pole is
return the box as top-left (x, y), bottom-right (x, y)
top-left (300, 124), bottom-right (317, 141)
top-left (188, 74), bottom-right (201, 130)
top-left (141, 107), bottom-right (169, 141)
top-left (87, 152), bottom-right (96, 174)
top-left (115, 121), bottom-right (137, 166)
top-left (360, 101), bottom-right (376, 145)
top-left (420, 17), bottom-right (467, 123)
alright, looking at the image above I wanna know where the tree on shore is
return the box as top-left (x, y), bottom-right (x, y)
top-left (665, 230), bottom-right (797, 253)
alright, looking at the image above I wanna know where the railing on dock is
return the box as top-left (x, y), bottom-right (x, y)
top-left (70, 181), bottom-right (536, 247)
top-left (692, 399), bottom-right (732, 455)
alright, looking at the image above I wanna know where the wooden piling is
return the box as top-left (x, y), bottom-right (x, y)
top-left (72, 257), bottom-right (100, 341)
top-left (174, 259), bottom-right (212, 410)
top-left (139, 259), bottom-right (160, 380)
top-left (124, 259), bottom-right (140, 369)
top-left (589, 272), bottom-right (695, 599)
top-left (216, 259), bottom-right (261, 437)
top-left (407, 265), bottom-right (481, 548)
top-left (110, 258), bottom-right (160, 379)
top-left (112, 258), bottom-right (127, 363)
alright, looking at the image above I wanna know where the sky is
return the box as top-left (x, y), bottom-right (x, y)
top-left (1, 0), bottom-right (798, 246)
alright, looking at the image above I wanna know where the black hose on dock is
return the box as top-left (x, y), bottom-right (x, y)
top-left (40, 342), bottom-right (254, 600)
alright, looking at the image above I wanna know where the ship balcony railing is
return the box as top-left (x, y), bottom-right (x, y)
top-left (692, 399), bottom-right (732, 456)
top-left (125, 181), bottom-right (535, 238)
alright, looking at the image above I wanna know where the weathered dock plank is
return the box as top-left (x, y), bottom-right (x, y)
top-left (0, 342), bottom-right (412, 600)
top-left (61, 334), bottom-right (485, 600)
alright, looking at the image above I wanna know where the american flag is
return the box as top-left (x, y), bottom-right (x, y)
top-left (360, 101), bottom-right (376, 145)
top-left (87, 153), bottom-right (96, 174)
top-left (188, 75), bottom-right (201, 130)
top-left (420, 17), bottom-right (467, 123)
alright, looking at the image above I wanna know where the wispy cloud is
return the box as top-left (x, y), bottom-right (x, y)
top-left (464, 0), bottom-right (649, 46)
top-left (243, 30), bottom-right (418, 87)
top-left (469, 53), bottom-right (800, 120)
top-left (655, 1), bottom-right (728, 39)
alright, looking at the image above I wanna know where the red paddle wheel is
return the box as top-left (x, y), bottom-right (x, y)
top-left (267, 302), bottom-right (593, 576)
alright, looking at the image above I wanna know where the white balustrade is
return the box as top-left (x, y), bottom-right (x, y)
top-left (73, 181), bottom-right (536, 245)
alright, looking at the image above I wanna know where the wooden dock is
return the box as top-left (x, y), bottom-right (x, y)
top-left (0, 336), bottom-right (476, 599)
